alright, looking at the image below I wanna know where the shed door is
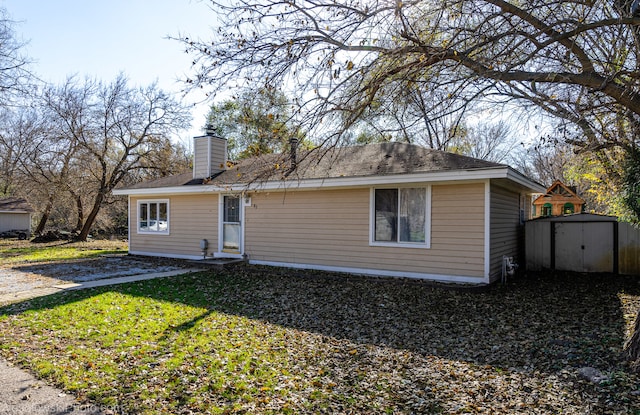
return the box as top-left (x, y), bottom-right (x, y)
top-left (555, 222), bottom-right (614, 272)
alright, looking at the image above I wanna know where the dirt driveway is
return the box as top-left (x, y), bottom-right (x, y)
top-left (0, 255), bottom-right (195, 305)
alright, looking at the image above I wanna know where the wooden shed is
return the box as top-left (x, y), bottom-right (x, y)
top-left (532, 180), bottom-right (585, 218)
top-left (525, 213), bottom-right (640, 275)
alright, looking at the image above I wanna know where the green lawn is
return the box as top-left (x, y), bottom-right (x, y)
top-left (0, 239), bottom-right (127, 264)
top-left (0, 263), bottom-right (639, 414)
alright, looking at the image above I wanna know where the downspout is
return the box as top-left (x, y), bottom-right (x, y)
top-left (127, 195), bottom-right (131, 254)
top-left (483, 180), bottom-right (491, 283)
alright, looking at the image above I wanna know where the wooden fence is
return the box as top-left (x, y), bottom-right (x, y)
top-left (620, 222), bottom-right (640, 275)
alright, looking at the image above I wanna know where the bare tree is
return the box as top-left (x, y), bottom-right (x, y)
top-left (0, 107), bottom-right (79, 235)
top-left (42, 75), bottom-right (191, 240)
top-left (179, 1), bottom-right (640, 150)
top-left (347, 85), bottom-right (475, 149)
top-left (0, 7), bottom-right (33, 106)
top-left (0, 7), bottom-right (35, 196)
top-left (134, 138), bottom-right (191, 180)
top-left (456, 120), bottom-right (521, 163)
top-left (0, 109), bottom-right (43, 196)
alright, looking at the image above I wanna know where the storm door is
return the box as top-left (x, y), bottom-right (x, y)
top-left (222, 195), bottom-right (241, 253)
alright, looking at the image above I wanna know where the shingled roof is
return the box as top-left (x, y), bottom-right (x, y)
top-left (123, 142), bottom-right (507, 190)
top-left (217, 141), bottom-right (505, 184)
top-left (0, 197), bottom-right (35, 213)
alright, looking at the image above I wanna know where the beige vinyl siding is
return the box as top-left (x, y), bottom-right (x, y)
top-left (245, 183), bottom-right (486, 278)
top-left (489, 183), bottom-right (522, 282)
top-left (430, 184), bottom-right (485, 274)
top-left (210, 138), bottom-right (227, 172)
top-left (130, 195), bottom-right (218, 258)
top-left (524, 194), bottom-right (533, 220)
top-left (193, 136), bottom-right (227, 178)
top-left (192, 137), bottom-right (209, 178)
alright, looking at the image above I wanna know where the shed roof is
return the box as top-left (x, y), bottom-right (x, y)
top-left (0, 197), bottom-right (35, 213)
top-left (528, 213), bottom-right (617, 222)
top-left (116, 142), bottom-right (544, 194)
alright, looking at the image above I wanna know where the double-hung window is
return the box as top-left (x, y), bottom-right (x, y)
top-left (371, 187), bottom-right (430, 247)
top-left (138, 200), bottom-right (169, 234)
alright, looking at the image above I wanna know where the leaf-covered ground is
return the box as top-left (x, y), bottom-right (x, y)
top-left (0, 266), bottom-right (639, 414)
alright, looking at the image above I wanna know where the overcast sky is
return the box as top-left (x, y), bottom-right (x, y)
top-left (2, 0), bottom-right (218, 144)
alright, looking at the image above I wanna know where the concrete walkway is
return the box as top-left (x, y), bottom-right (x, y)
top-left (0, 359), bottom-right (107, 415)
top-left (0, 268), bottom-right (201, 305)
top-left (0, 267), bottom-right (201, 415)
top-left (52, 268), bottom-right (202, 290)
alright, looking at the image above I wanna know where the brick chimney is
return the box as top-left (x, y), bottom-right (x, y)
top-left (193, 125), bottom-right (227, 179)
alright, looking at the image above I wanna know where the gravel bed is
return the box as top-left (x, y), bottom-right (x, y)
top-left (0, 255), bottom-right (193, 304)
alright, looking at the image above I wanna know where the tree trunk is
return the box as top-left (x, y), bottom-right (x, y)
top-left (624, 310), bottom-right (640, 371)
top-left (73, 193), bottom-right (83, 233)
top-left (76, 191), bottom-right (104, 241)
top-left (34, 195), bottom-right (54, 235)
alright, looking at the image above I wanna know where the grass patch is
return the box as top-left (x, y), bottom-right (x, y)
top-left (0, 239), bottom-right (127, 264)
top-left (0, 268), bottom-right (639, 414)
top-left (1, 273), bottom-right (301, 414)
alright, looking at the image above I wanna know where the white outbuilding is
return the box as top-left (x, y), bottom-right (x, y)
top-left (0, 198), bottom-right (34, 239)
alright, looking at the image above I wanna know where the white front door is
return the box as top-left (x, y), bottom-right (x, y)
top-left (222, 195), bottom-right (242, 254)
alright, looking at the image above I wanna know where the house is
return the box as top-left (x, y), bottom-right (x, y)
top-left (113, 133), bottom-right (545, 284)
top-left (532, 180), bottom-right (585, 218)
top-left (0, 197), bottom-right (34, 239)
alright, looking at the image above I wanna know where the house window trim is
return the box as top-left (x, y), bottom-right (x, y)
top-left (369, 186), bottom-right (431, 249)
top-left (137, 199), bottom-right (170, 235)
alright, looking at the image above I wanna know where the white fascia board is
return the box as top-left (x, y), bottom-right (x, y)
top-left (114, 166), bottom-right (543, 196)
top-left (112, 186), bottom-right (220, 196)
top-left (243, 167), bottom-right (492, 190)
top-left (505, 168), bottom-right (547, 193)
top-left (246, 166), bottom-right (531, 191)
top-left (0, 210), bottom-right (30, 214)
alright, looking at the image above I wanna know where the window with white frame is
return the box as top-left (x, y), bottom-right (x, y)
top-left (371, 187), bottom-right (430, 247)
top-left (138, 200), bottom-right (169, 234)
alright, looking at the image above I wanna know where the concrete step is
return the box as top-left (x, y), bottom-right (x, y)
top-left (188, 258), bottom-right (246, 269)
